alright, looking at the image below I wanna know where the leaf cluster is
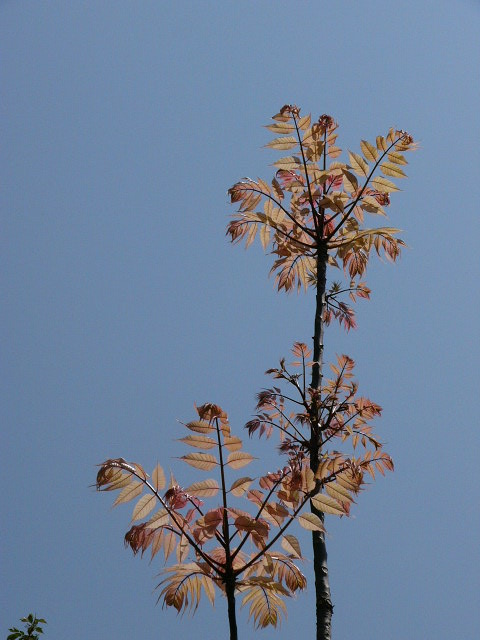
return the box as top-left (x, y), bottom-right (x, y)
top-left (7, 614), bottom-right (46, 640)
top-left (97, 403), bottom-right (320, 629)
top-left (246, 342), bottom-right (393, 502)
top-left (227, 105), bottom-right (416, 327)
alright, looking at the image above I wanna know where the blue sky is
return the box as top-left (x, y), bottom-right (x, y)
top-left (2, 1), bottom-right (479, 638)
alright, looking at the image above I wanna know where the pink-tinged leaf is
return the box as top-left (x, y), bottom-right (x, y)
top-left (281, 534), bottom-right (303, 559)
top-left (229, 477), bottom-right (253, 496)
top-left (298, 512), bottom-right (325, 532)
top-left (113, 481), bottom-right (143, 507)
top-left (179, 434), bottom-right (217, 450)
top-left (152, 464), bottom-right (166, 491)
top-left (132, 493), bottom-right (157, 521)
top-left (180, 453), bottom-right (218, 471)
top-left (185, 479), bottom-right (219, 498)
top-left (311, 493), bottom-right (346, 516)
top-left (227, 451), bottom-right (255, 469)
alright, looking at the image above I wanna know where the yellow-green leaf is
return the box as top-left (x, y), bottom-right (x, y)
top-left (298, 512), bottom-right (325, 532)
top-left (265, 136), bottom-right (298, 151)
top-left (360, 140), bottom-right (378, 162)
top-left (132, 493), bottom-right (156, 521)
top-left (163, 530), bottom-right (176, 562)
top-left (376, 135), bottom-right (388, 152)
top-left (342, 169), bottom-right (358, 193)
top-left (265, 122), bottom-right (295, 134)
top-left (176, 534), bottom-right (189, 563)
top-left (185, 420), bottom-right (214, 434)
top-left (113, 480), bottom-right (143, 507)
top-left (348, 151), bottom-right (369, 177)
top-left (147, 509), bottom-right (169, 530)
top-left (311, 493), bottom-right (345, 515)
top-left (185, 479), bottom-right (219, 498)
top-left (281, 534), bottom-right (302, 559)
top-left (229, 477), bottom-right (253, 496)
top-left (180, 453), bottom-right (218, 471)
top-left (224, 435), bottom-right (243, 451)
top-left (179, 434), bottom-right (217, 450)
top-left (260, 224), bottom-right (270, 250)
top-left (371, 176), bottom-right (399, 193)
top-left (380, 162), bottom-right (407, 178)
top-left (297, 113), bottom-right (311, 130)
top-left (273, 156), bottom-right (302, 170)
top-left (387, 151), bottom-right (408, 165)
top-left (227, 451), bottom-right (255, 469)
top-left (325, 482), bottom-right (355, 504)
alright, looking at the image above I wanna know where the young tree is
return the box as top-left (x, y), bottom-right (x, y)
top-left (227, 105), bottom-right (416, 639)
top-left (97, 403), bottom-right (312, 639)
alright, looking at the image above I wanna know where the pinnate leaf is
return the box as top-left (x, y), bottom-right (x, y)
top-left (311, 493), bottom-right (346, 516)
top-left (227, 451), bottom-right (255, 469)
top-left (185, 479), bottom-right (219, 498)
top-left (298, 512), bottom-right (325, 532)
top-left (380, 162), bottom-right (407, 178)
top-left (281, 534), bottom-right (303, 559)
top-left (132, 493), bottom-right (156, 521)
top-left (113, 481), bottom-right (143, 507)
top-left (185, 420), bottom-right (214, 434)
top-left (371, 175), bottom-right (399, 193)
top-left (360, 140), bottom-right (378, 162)
top-left (266, 136), bottom-right (298, 150)
top-left (147, 509), bottom-right (169, 530)
top-left (229, 476), bottom-right (253, 496)
top-left (179, 434), bottom-right (217, 450)
top-left (348, 151), bottom-right (369, 177)
top-left (180, 453), bottom-right (218, 471)
top-left (152, 463), bottom-right (166, 491)
top-left (223, 435), bottom-right (243, 451)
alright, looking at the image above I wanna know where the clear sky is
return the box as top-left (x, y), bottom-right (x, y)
top-left (2, 1), bottom-right (479, 638)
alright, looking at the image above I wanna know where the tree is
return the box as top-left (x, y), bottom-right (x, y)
top-left (7, 614), bottom-right (46, 640)
top-left (97, 403), bottom-right (311, 639)
top-left (96, 105), bottom-right (415, 639)
top-left (227, 105), bottom-right (416, 639)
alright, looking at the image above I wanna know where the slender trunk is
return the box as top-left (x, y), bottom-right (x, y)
top-left (225, 575), bottom-right (238, 640)
top-left (215, 418), bottom-right (238, 640)
top-left (310, 242), bottom-right (333, 640)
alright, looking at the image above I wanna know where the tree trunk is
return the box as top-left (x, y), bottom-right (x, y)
top-left (225, 576), bottom-right (238, 640)
top-left (310, 243), bottom-right (333, 640)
